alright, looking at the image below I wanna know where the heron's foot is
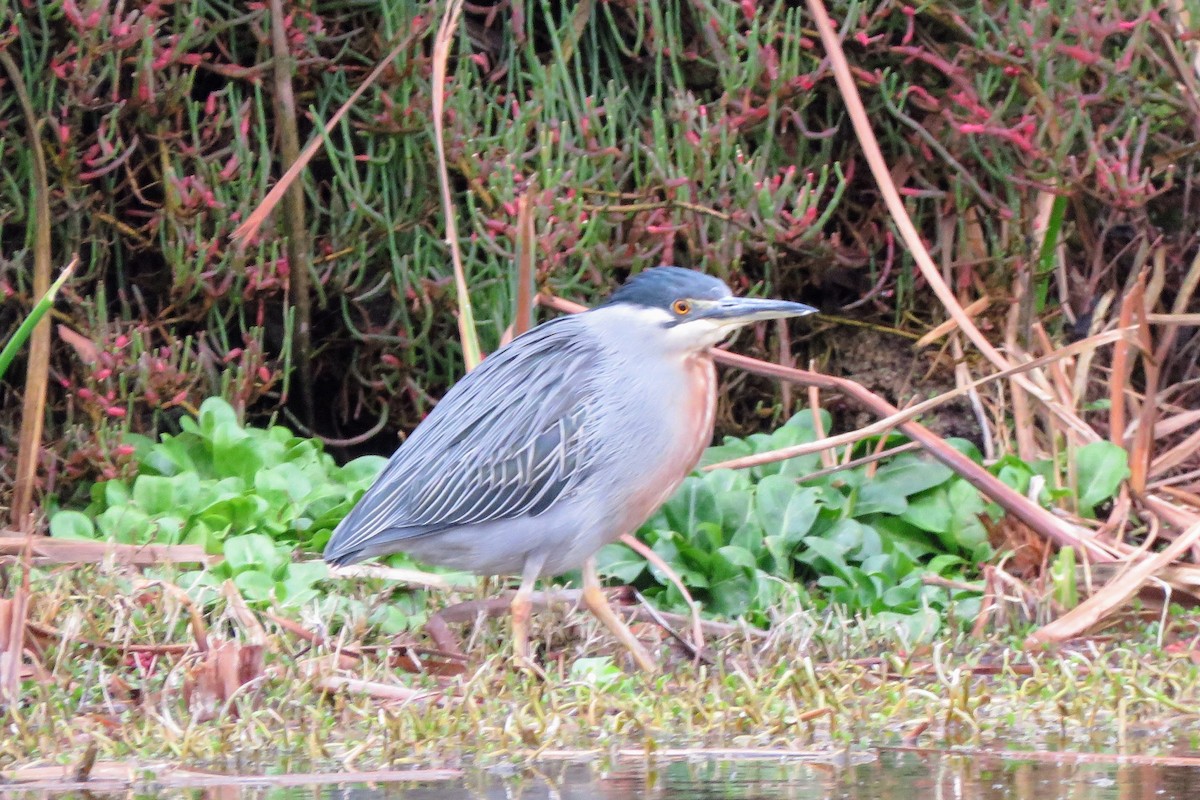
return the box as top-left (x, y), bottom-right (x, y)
top-left (509, 588), bottom-right (548, 679)
top-left (510, 651), bottom-right (548, 680)
top-left (581, 558), bottom-right (659, 674)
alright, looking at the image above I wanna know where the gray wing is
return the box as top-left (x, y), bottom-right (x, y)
top-left (324, 316), bottom-right (603, 564)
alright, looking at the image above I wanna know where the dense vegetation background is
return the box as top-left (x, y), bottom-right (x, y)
top-left (3, 0), bottom-right (1195, 507)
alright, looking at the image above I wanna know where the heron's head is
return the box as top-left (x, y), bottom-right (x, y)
top-left (600, 267), bottom-right (817, 351)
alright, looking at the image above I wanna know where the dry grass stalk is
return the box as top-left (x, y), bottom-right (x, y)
top-left (0, 51), bottom-right (53, 532)
top-left (807, 382), bottom-right (835, 469)
top-left (703, 329), bottom-right (1131, 473)
top-left (618, 532), bottom-right (705, 656)
top-left (430, 0), bottom-right (482, 370)
top-left (231, 25), bottom-right (426, 244)
top-left (266, 0), bottom-right (314, 425)
top-left (132, 579), bottom-right (211, 652)
top-left (803, 0), bottom-right (1094, 444)
top-left (0, 48), bottom-right (56, 704)
top-left (311, 672), bottom-right (437, 704)
top-left (514, 187), bottom-right (537, 338)
top-left (914, 296), bottom-right (992, 349)
top-left (327, 562), bottom-right (471, 591)
top-left (1025, 521), bottom-right (1200, 648)
top-left (181, 582), bottom-right (267, 721)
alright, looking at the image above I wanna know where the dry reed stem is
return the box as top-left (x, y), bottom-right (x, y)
top-left (1025, 521), bottom-right (1200, 648)
top-left (222, 580), bottom-right (266, 645)
top-left (0, 537), bottom-right (213, 565)
top-left (704, 328), bottom-right (1131, 473)
top-left (915, 296), bottom-right (991, 348)
top-left (618, 533), bottom-right (705, 655)
top-left (791, 443), bottom-right (921, 484)
top-left (132, 578), bottom-right (211, 653)
top-left (326, 563), bottom-right (472, 591)
top-left (807, 382), bottom-right (835, 469)
top-left (0, 51), bottom-right (53, 534)
top-left (514, 187), bottom-right (537, 337)
top-left (804, 0), bottom-right (1095, 445)
top-left (267, 0), bottom-right (314, 425)
top-left (0, 47), bottom-right (54, 699)
top-left (1128, 273), bottom-right (1157, 494)
top-left (231, 25), bottom-right (426, 244)
top-left (1109, 282), bottom-right (1140, 448)
top-left (431, 0), bottom-right (482, 371)
top-left (311, 673), bottom-right (436, 703)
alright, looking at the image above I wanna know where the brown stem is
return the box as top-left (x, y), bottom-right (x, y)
top-left (0, 48), bottom-right (53, 705)
top-left (0, 50), bottom-right (52, 532)
top-left (269, 0), bottom-right (313, 427)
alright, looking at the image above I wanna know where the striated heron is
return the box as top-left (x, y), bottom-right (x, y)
top-left (324, 267), bottom-right (816, 672)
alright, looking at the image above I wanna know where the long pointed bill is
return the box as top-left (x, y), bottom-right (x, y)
top-left (697, 296), bottom-right (818, 325)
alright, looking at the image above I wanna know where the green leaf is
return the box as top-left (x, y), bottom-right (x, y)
top-left (0, 262), bottom-right (73, 382)
top-left (95, 506), bottom-right (152, 544)
top-left (570, 656), bottom-right (625, 688)
top-left (103, 480), bottom-right (131, 509)
top-left (856, 456), bottom-right (954, 516)
top-left (1076, 441), bottom-right (1130, 517)
top-left (340, 455), bottom-right (386, 486)
top-left (153, 515), bottom-right (186, 545)
top-left (234, 570), bottom-right (276, 602)
top-left (661, 476), bottom-right (718, 536)
top-left (50, 510), bottom-right (95, 540)
top-left (198, 398), bottom-right (239, 439)
top-left (132, 474), bottom-right (198, 516)
top-left (945, 479), bottom-right (989, 555)
top-left (1050, 546), bottom-right (1077, 608)
top-left (900, 487), bottom-right (952, 534)
top-left (755, 478), bottom-right (820, 545)
top-left (729, 520), bottom-right (765, 556)
top-left (223, 533), bottom-right (283, 573)
top-left (704, 469), bottom-right (754, 531)
top-left (596, 542), bottom-right (647, 584)
top-left (799, 536), bottom-right (851, 580)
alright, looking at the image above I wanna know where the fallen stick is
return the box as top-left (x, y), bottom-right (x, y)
top-left (0, 537), bottom-right (213, 566)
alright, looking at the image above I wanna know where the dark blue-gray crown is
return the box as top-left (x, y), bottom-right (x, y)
top-left (605, 267), bottom-right (731, 310)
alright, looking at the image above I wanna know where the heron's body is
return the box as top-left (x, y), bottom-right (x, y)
top-left (324, 267), bottom-right (815, 672)
top-left (325, 303), bottom-right (716, 577)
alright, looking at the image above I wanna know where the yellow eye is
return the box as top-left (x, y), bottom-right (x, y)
top-left (672, 299), bottom-right (692, 315)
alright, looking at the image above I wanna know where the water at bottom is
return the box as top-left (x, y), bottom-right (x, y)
top-left (10, 751), bottom-right (1200, 799)
top-left (291, 751), bottom-right (1199, 800)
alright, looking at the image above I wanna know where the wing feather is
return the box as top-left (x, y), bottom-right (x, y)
top-left (324, 317), bottom-right (602, 563)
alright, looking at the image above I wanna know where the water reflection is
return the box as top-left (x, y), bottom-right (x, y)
top-left (6, 752), bottom-right (1200, 800)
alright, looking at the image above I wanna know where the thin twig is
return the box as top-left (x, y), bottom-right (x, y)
top-left (231, 24), bottom-right (427, 244)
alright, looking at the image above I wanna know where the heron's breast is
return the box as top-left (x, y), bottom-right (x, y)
top-left (615, 353), bottom-right (717, 529)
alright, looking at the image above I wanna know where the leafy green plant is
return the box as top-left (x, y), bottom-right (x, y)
top-left (0, 262), bottom-right (73, 382)
top-left (179, 532), bottom-right (329, 607)
top-left (599, 410), bottom-right (1130, 632)
top-left (1075, 441), bottom-right (1130, 519)
top-left (49, 397), bottom-right (384, 554)
top-left (47, 398), bottom-right (449, 625)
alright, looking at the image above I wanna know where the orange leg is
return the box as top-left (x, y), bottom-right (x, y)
top-left (511, 554), bottom-right (546, 670)
top-left (581, 556), bottom-right (658, 674)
